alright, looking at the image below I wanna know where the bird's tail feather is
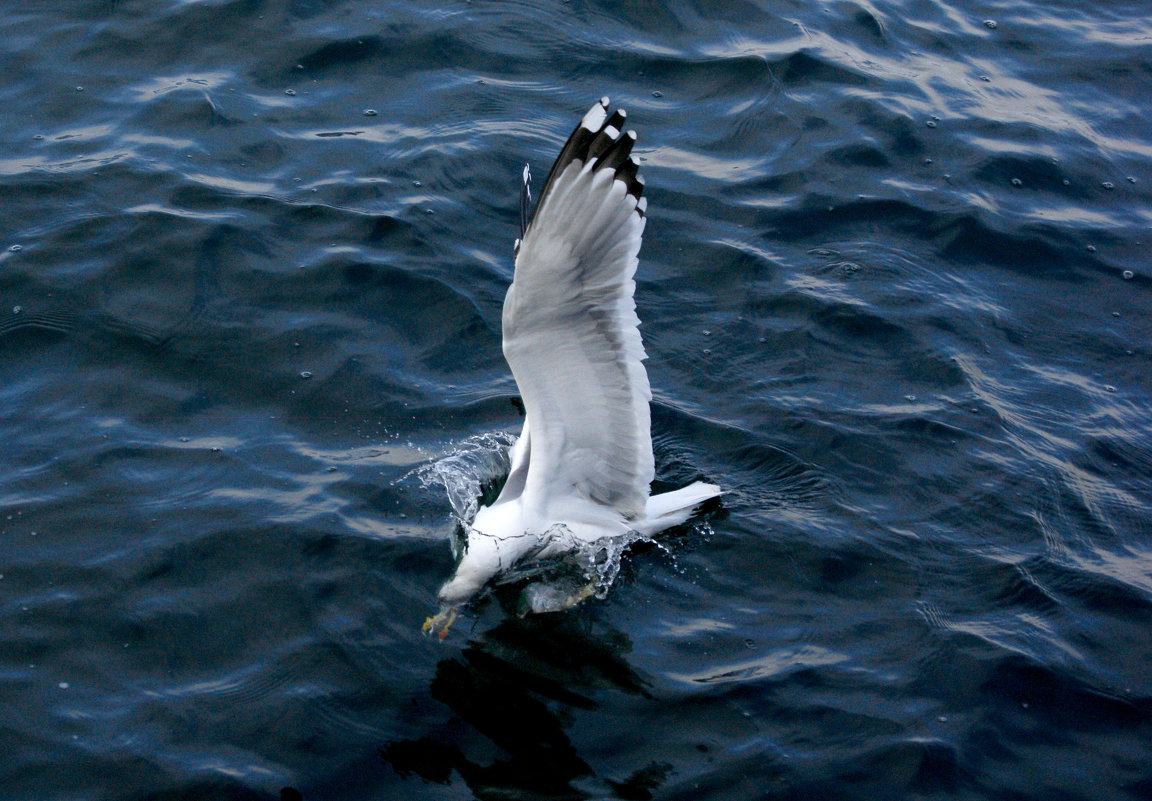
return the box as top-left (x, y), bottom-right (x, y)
top-left (640, 482), bottom-right (722, 534)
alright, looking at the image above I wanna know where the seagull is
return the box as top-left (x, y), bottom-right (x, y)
top-left (423, 98), bottom-right (721, 637)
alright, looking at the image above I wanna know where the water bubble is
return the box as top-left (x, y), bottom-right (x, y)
top-left (980, 75), bottom-right (991, 82)
top-left (58, 682), bottom-right (70, 689)
top-left (8, 244), bottom-right (22, 252)
top-left (12, 305), bottom-right (22, 314)
top-left (926, 119), bottom-right (937, 128)
top-left (412, 180), bottom-right (422, 187)
top-left (1122, 270), bottom-right (1134, 280)
top-left (1102, 181), bottom-right (1115, 190)
top-left (178, 436), bottom-right (190, 443)
top-left (1105, 385), bottom-right (1116, 393)
top-left (363, 108), bottom-right (378, 116)
top-left (76, 86), bottom-right (84, 92)
top-left (1062, 179), bottom-right (1070, 186)
top-left (299, 371), bottom-right (313, 379)
top-left (983, 19), bottom-right (997, 29)
top-left (1011, 178), bottom-right (1022, 187)
top-left (1087, 245), bottom-right (1097, 253)
top-left (1112, 311), bottom-right (1120, 318)
top-left (702, 348), bottom-right (712, 356)
top-left (1126, 176), bottom-right (1136, 184)
top-left (33, 134), bottom-right (44, 141)
top-left (702, 329), bottom-right (711, 336)
top-left (284, 88), bottom-right (297, 96)
top-left (905, 394), bottom-right (917, 402)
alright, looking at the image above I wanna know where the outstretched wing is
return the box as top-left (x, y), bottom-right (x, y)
top-left (502, 98), bottom-right (652, 519)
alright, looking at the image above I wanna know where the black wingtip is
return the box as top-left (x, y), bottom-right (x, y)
top-left (527, 99), bottom-right (645, 233)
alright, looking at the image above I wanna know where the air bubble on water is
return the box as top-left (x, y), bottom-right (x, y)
top-left (1122, 270), bottom-right (1134, 280)
top-left (652, 90), bottom-right (663, 98)
top-left (412, 180), bottom-right (422, 187)
top-left (1011, 178), bottom-right (1022, 187)
top-left (1105, 385), bottom-right (1116, 393)
top-left (284, 89), bottom-right (297, 96)
top-left (363, 109), bottom-right (378, 116)
top-left (59, 682), bottom-right (69, 689)
top-left (905, 394), bottom-right (916, 402)
top-left (1062, 179), bottom-right (1070, 186)
top-left (299, 371), bottom-right (313, 379)
top-left (76, 86), bottom-right (84, 92)
top-left (8, 244), bottom-right (22, 252)
top-left (983, 19), bottom-right (997, 29)
top-left (1087, 245), bottom-right (1097, 253)
top-left (1102, 181), bottom-right (1115, 190)
top-left (12, 305), bottom-right (21, 314)
top-left (926, 120), bottom-right (937, 128)
top-left (1126, 176), bottom-right (1136, 184)
top-left (33, 134), bottom-right (44, 140)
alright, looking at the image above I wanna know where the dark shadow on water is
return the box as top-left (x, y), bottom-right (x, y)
top-left (380, 614), bottom-right (654, 800)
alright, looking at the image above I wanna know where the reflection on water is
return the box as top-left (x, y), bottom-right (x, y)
top-left (382, 616), bottom-right (651, 799)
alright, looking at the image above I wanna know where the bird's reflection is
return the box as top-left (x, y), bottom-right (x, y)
top-left (381, 608), bottom-right (662, 800)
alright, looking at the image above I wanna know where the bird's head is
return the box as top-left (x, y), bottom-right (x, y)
top-left (421, 516), bottom-right (512, 639)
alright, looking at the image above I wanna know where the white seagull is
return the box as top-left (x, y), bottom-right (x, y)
top-left (424, 98), bottom-right (721, 637)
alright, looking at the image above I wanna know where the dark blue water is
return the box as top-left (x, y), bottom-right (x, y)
top-left (3, 1), bottom-right (1150, 799)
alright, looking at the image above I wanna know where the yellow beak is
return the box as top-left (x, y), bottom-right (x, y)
top-left (421, 607), bottom-right (458, 640)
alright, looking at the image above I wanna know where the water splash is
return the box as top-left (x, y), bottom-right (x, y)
top-left (409, 432), bottom-right (660, 605)
top-left (408, 431), bottom-right (516, 529)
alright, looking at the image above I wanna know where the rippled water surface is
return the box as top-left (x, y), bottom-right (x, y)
top-left (3, 1), bottom-right (1151, 799)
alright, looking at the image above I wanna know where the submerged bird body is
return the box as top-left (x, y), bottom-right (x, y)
top-left (426, 99), bottom-right (720, 634)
